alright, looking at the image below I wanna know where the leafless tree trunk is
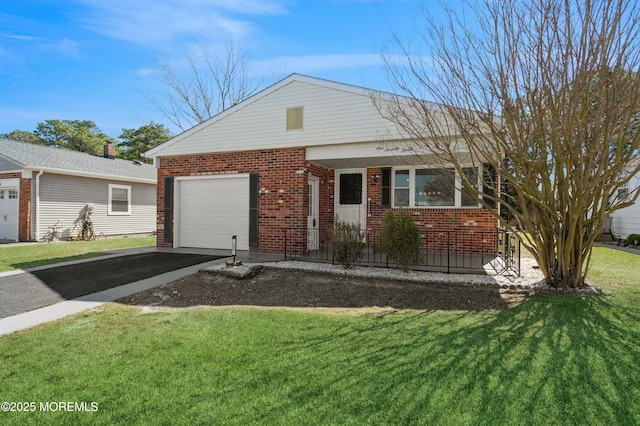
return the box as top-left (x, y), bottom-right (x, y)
top-left (154, 41), bottom-right (263, 131)
top-left (378, 0), bottom-right (640, 288)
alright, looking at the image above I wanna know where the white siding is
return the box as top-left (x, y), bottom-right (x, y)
top-left (611, 204), bottom-right (640, 240)
top-left (36, 173), bottom-right (156, 240)
top-left (611, 171), bottom-right (640, 239)
top-left (156, 80), bottom-right (406, 156)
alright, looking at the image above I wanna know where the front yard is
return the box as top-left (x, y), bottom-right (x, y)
top-left (0, 236), bottom-right (156, 272)
top-left (0, 246), bottom-right (639, 424)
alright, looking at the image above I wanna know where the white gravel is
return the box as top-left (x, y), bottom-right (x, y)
top-left (204, 256), bottom-right (546, 290)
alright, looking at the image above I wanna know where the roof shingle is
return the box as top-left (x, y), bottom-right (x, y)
top-left (0, 139), bottom-right (156, 182)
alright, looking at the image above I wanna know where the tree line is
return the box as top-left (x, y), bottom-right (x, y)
top-left (0, 119), bottom-right (172, 163)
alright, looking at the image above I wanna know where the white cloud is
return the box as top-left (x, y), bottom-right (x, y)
top-left (134, 67), bottom-right (161, 76)
top-left (0, 33), bottom-right (43, 42)
top-left (252, 53), bottom-right (383, 75)
top-left (43, 38), bottom-right (80, 58)
top-left (72, 0), bottom-right (289, 45)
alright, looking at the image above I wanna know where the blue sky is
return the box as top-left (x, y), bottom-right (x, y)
top-left (0, 0), bottom-right (424, 138)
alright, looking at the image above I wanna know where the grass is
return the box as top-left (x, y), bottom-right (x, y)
top-left (0, 246), bottom-right (639, 424)
top-left (0, 236), bottom-right (156, 272)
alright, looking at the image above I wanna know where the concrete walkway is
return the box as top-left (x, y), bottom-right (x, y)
top-left (0, 248), bottom-right (282, 337)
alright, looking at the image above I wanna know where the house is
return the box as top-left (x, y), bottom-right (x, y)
top-left (145, 74), bottom-right (499, 254)
top-left (609, 163), bottom-right (640, 240)
top-left (0, 139), bottom-right (157, 242)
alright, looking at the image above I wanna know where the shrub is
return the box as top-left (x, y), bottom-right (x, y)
top-left (626, 233), bottom-right (640, 246)
top-left (380, 211), bottom-right (422, 271)
top-left (328, 219), bottom-right (365, 268)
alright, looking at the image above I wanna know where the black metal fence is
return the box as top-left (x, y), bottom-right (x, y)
top-left (283, 227), bottom-right (520, 276)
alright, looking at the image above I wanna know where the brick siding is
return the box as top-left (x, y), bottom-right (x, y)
top-left (156, 156), bottom-right (499, 254)
top-left (157, 148), bottom-right (309, 253)
top-left (364, 167), bottom-right (499, 253)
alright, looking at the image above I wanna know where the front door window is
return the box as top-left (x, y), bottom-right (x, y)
top-left (339, 173), bottom-right (362, 205)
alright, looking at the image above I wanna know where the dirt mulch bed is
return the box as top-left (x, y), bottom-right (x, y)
top-left (116, 266), bottom-right (531, 312)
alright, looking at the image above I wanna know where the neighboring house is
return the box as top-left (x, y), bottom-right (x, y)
top-left (609, 162), bottom-right (640, 240)
top-left (145, 74), bottom-right (499, 253)
top-left (0, 139), bottom-right (157, 242)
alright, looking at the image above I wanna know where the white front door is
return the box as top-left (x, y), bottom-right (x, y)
top-left (0, 188), bottom-right (19, 241)
top-left (334, 169), bottom-right (366, 228)
top-left (307, 176), bottom-right (319, 250)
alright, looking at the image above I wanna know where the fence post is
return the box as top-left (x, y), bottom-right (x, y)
top-left (283, 228), bottom-right (287, 260)
top-left (447, 231), bottom-right (451, 274)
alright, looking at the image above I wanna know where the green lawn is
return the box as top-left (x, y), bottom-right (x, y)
top-left (0, 236), bottom-right (156, 272)
top-left (0, 246), bottom-right (639, 425)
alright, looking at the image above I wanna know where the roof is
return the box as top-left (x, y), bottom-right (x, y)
top-left (145, 73), bottom-right (416, 159)
top-left (0, 139), bottom-right (157, 183)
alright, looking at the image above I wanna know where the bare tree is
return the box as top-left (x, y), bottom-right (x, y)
top-left (378, 0), bottom-right (640, 288)
top-left (154, 41), bottom-right (263, 131)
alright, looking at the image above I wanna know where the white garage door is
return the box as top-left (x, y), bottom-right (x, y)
top-left (177, 176), bottom-right (250, 250)
top-left (0, 188), bottom-right (19, 242)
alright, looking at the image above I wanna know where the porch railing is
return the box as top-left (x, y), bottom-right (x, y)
top-left (283, 227), bottom-right (520, 276)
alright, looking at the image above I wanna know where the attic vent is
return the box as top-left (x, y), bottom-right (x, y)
top-left (286, 107), bottom-right (303, 130)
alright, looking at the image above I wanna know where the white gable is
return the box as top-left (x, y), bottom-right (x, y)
top-left (147, 75), bottom-right (406, 158)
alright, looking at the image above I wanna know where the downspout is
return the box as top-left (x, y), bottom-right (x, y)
top-left (34, 169), bottom-right (44, 241)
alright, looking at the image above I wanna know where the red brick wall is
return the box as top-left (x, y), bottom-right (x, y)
top-left (306, 162), bottom-right (333, 245)
top-left (364, 167), bottom-right (499, 253)
top-left (157, 148), bottom-right (308, 253)
top-left (156, 156), bottom-right (499, 254)
top-left (19, 177), bottom-right (31, 241)
top-left (0, 172), bottom-right (32, 241)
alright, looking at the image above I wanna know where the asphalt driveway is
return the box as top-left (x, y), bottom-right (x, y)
top-left (0, 252), bottom-right (225, 318)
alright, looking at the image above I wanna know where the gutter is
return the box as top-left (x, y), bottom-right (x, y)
top-left (31, 167), bottom-right (156, 184)
top-left (34, 169), bottom-right (44, 241)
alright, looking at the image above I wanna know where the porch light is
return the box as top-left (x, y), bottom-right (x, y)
top-left (371, 174), bottom-right (380, 182)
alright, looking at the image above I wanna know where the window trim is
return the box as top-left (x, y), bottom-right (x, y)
top-left (391, 166), bottom-right (482, 209)
top-left (108, 184), bottom-right (132, 216)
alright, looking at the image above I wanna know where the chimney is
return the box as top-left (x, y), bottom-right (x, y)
top-left (103, 144), bottom-right (116, 159)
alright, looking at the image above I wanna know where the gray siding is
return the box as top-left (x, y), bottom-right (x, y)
top-left (0, 157), bottom-right (20, 171)
top-left (36, 173), bottom-right (156, 240)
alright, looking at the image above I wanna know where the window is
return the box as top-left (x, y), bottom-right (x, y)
top-left (394, 170), bottom-right (410, 207)
top-left (286, 107), bottom-right (303, 130)
top-left (617, 185), bottom-right (629, 202)
top-left (392, 166), bottom-right (482, 208)
top-left (461, 167), bottom-right (479, 206)
top-left (109, 184), bottom-right (131, 215)
top-left (0, 190), bottom-right (18, 200)
top-left (339, 173), bottom-right (362, 205)
top-left (416, 168), bottom-right (455, 206)
top-left (381, 168), bottom-right (391, 208)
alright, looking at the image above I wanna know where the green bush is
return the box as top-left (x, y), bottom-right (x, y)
top-left (626, 233), bottom-right (640, 246)
top-left (328, 219), bottom-right (365, 268)
top-left (380, 211), bottom-right (422, 271)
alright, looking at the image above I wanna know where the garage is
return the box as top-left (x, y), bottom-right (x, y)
top-left (176, 175), bottom-right (250, 250)
top-left (0, 187), bottom-right (19, 242)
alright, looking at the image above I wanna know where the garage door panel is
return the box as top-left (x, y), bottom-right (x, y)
top-left (0, 188), bottom-right (19, 241)
top-left (178, 177), bottom-right (250, 250)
